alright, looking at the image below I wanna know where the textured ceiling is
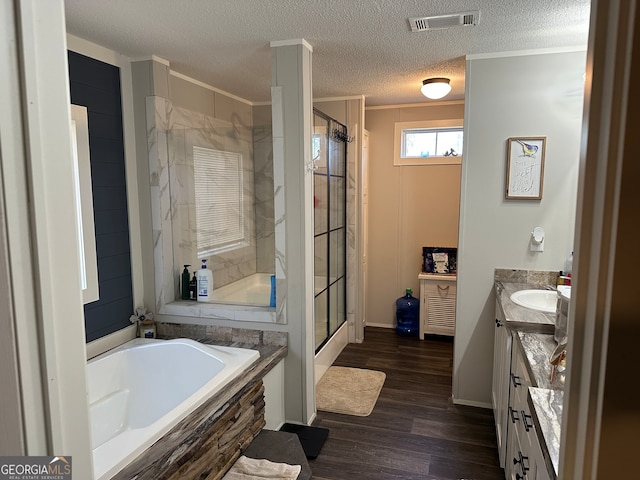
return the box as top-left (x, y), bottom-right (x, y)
top-left (64, 0), bottom-right (591, 106)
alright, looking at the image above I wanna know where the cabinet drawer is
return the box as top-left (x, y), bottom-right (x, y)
top-left (423, 281), bottom-right (456, 297)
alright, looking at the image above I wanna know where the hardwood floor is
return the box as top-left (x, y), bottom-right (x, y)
top-left (310, 327), bottom-right (504, 480)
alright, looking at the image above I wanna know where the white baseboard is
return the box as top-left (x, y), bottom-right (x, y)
top-left (452, 396), bottom-right (493, 409)
top-left (306, 412), bottom-right (316, 426)
top-left (365, 322), bottom-right (394, 329)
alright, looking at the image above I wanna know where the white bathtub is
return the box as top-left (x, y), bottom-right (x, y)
top-left (209, 272), bottom-right (273, 306)
top-left (88, 338), bottom-right (259, 480)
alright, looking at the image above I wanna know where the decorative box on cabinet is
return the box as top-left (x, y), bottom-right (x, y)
top-left (418, 273), bottom-right (456, 338)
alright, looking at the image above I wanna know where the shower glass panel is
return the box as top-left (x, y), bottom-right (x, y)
top-left (313, 109), bottom-right (347, 352)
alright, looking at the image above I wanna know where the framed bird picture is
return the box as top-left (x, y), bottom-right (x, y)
top-left (505, 136), bottom-right (546, 200)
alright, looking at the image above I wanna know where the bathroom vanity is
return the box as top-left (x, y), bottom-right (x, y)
top-left (493, 270), bottom-right (564, 480)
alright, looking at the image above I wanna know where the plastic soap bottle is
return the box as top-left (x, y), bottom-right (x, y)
top-left (565, 251), bottom-right (573, 275)
top-left (181, 265), bottom-right (191, 300)
top-left (196, 259), bottom-right (213, 302)
top-left (189, 272), bottom-right (198, 300)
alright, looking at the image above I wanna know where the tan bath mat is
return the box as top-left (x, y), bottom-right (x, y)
top-left (316, 366), bottom-right (386, 416)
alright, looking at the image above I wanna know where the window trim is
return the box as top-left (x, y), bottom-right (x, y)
top-left (70, 104), bottom-right (99, 304)
top-left (394, 119), bottom-right (464, 166)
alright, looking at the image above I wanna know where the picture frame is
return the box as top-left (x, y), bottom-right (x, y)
top-left (505, 136), bottom-right (546, 200)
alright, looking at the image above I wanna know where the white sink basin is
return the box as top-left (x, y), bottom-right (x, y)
top-left (510, 289), bottom-right (557, 313)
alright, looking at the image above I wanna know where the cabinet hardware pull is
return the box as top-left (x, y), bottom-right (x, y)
top-left (437, 285), bottom-right (450, 291)
top-left (521, 411), bottom-right (533, 432)
top-left (511, 373), bottom-right (522, 388)
top-left (513, 451), bottom-right (530, 472)
top-left (509, 406), bottom-right (519, 423)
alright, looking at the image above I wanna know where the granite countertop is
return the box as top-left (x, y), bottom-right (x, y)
top-left (529, 387), bottom-right (563, 479)
top-left (495, 281), bottom-right (556, 332)
top-left (496, 279), bottom-right (563, 480)
top-left (516, 331), bottom-right (565, 391)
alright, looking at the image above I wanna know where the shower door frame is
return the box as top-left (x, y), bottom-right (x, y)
top-left (313, 108), bottom-right (348, 353)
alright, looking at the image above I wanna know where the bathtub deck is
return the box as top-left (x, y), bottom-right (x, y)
top-left (110, 328), bottom-right (287, 480)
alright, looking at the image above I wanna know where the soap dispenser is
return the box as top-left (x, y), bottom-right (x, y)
top-left (189, 272), bottom-right (198, 300)
top-left (196, 259), bottom-right (213, 302)
top-left (181, 265), bottom-right (191, 300)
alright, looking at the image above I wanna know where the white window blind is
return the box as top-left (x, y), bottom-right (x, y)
top-left (193, 146), bottom-right (245, 256)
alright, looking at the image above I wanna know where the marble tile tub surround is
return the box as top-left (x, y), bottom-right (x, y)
top-left (112, 325), bottom-right (287, 480)
top-left (253, 116), bottom-right (276, 274)
top-left (147, 96), bottom-right (276, 317)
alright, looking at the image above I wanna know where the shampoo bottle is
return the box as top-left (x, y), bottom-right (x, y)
top-left (196, 259), bottom-right (213, 302)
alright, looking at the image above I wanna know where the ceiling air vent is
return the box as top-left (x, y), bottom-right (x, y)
top-left (409, 11), bottom-right (480, 32)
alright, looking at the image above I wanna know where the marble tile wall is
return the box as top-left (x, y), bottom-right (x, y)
top-left (167, 102), bottom-right (257, 289)
top-left (271, 86), bottom-right (287, 322)
top-left (147, 95), bottom-right (276, 313)
top-left (253, 119), bottom-right (276, 274)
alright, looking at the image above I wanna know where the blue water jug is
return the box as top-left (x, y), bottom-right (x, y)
top-left (396, 288), bottom-right (419, 337)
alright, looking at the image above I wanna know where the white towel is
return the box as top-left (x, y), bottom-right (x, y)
top-left (222, 455), bottom-right (301, 480)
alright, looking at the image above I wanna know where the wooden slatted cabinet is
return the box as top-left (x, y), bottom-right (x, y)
top-left (418, 273), bottom-right (457, 339)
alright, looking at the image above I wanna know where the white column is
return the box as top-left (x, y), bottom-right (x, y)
top-left (271, 39), bottom-right (316, 423)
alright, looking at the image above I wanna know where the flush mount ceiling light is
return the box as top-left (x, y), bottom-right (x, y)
top-left (421, 78), bottom-right (451, 99)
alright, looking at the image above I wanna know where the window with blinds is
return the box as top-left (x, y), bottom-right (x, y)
top-left (193, 146), bottom-right (245, 257)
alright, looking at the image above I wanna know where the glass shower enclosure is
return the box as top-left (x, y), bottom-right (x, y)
top-left (313, 109), bottom-right (347, 352)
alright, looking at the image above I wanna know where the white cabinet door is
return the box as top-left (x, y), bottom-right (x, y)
top-left (492, 300), bottom-right (512, 468)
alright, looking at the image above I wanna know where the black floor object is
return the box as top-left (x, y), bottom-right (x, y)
top-left (243, 430), bottom-right (312, 480)
top-left (279, 423), bottom-right (329, 459)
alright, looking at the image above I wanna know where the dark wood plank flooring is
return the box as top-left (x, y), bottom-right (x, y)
top-left (310, 327), bottom-right (504, 480)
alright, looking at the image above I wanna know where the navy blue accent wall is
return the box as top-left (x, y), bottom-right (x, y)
top-left (68, 51), bottom-right (134, 342)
